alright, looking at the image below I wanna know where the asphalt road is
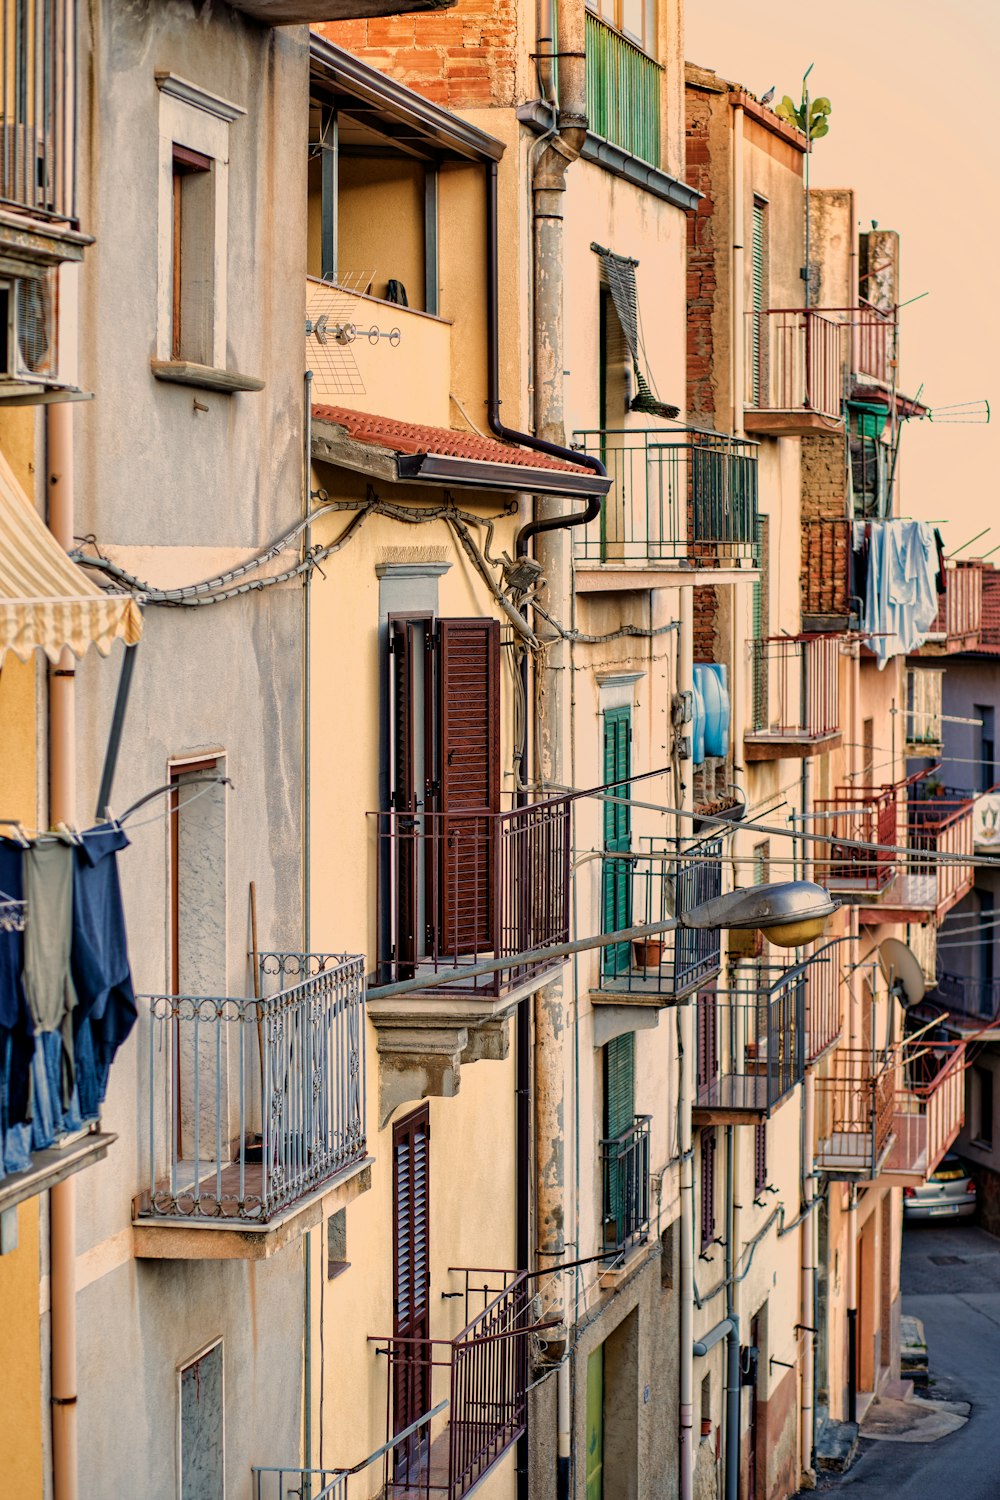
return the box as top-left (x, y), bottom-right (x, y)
top-left (804, 1221), bottom-right (1000, 1498)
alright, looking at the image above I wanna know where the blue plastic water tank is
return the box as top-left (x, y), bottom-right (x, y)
top-left (691, 667), bottom-right (706, 766)
top-left (701, 664), bottom-right (730, 758)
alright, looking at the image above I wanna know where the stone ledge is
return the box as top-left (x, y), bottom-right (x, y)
top-left (150, 359), bottom-right (264, 394)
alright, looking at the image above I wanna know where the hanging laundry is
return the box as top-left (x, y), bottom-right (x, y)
top-left (854, 519), bottom-right (940, 667)
top-left (0, 841), bottom-right (34, 1179)
top-left (22, 841), bottom-right (79, 1110)
top-left (71, 824), bottom-right (137, 1118)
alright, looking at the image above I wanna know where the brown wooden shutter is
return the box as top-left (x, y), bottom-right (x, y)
top-left (700, 1129), bottom-right (716, 1249)
top-left (436, 617), bottom-right (501, 956)
top-left (393, 1106), bottom-right (431, 1445)
top-left (696, 987), bottom-right (718, 1101)
top-left (754, 1121), bottom-right (767, 1196)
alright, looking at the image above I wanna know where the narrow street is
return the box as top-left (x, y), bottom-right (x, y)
top-left (809, 1223), bottom-right (1000, 1497)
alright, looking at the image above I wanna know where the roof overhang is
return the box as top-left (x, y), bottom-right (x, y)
top-left (311, 413), bottom-right (610, 499)
top-left (310, 34), bottom-right (505, 164)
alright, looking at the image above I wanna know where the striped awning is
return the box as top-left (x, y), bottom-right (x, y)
top-left (0, 446), bottom-right (141, 665)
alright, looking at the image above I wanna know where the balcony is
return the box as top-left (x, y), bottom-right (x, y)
top-left (370, 1269), bottom-right (531, 1499)
top-left (804, 947), bottom-right (842, 1065)
top-left (307, 278), bottom-right (452, 431)
top-left (914, 560), bottom-right (983, 654)
top-left (592, 836), bottom-right (723, 1011)
top-left (801, 519), bottom-right (858, 630)
top-left (133, 952), bottom-right (370, 1260)
top-left (601, 1114), bottom-right (652, 1254)
top-left (0, 0), bottom-right (89, 268)
top-left (884, 1042), bottom-right (966, 1185)
top-left (813, 784), bottom-right (897, 900)
top-left (814, 1051), bottom-right (895, 1177)
top-left (571, 427), bottom-right (758, 583)
top-left (370, 797), bottom-right (570, 1122)
top-left (693, 969), bottom-right (805, 1124)
top-left (744, 309), bottom-right (846, 435)
top-left (905, 796), bottom-right (975, 920)
top-left (744, 634), bottom-right (842, 761)
top-left (934, 972), bottom-right (1000, 1025)
top-left (585, 13), bottom-right (662, 167)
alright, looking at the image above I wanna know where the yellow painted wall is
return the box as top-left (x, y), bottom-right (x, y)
top-left (0, 405), bottom-right (45, 1499)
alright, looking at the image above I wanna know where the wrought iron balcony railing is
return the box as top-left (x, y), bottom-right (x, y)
top-left (373, 796), bottom-right (571, 998)
top-left (694, 969), bottom-right (805, 1117)
top-left (934, 971), bottom-right (1000, 1022)
top-left (597, 836), bottom-right (722, 999)
top-left (884, 1042), bottom-right (966, 1182)
top-left (253, 1403), bottom-right (447, 1500)
top-left (746, 634), bottom-right (841, 756)
top-left (136, 952), bottom-right (366, 1226)
top-left (571, 427), bottom-right (758, 566)
top-left (584, 12), bottom-right (661, 166)
top-left (371, 1269), bottom-right (532, 1499)
top-left (813, 784), bottom-right (898, 896)
top-left (906, 797), bottom-right (975, 917)
top-left (601, 1113), bottom-right (651, 1253)
top-left (923, 560), bottom-right (983, 650)
top-left (813, 1050), bottom-right (894, 1176)
top-left (1, 0), bottom-right (77, 223)
top-left (804, 947), bottom-right (842, 1065)
top-left (745, 305), bottom-right (894, 419)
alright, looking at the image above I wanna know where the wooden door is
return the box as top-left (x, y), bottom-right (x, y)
top-left (602, 707), bottom-right (632, 976)
top-left (393, 1106), bottom-right (431, 1470)
top-left (585, 1344), bottom-right (605, 1500)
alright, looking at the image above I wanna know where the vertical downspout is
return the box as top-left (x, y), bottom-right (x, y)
top-left (678, 585), bottom-right (694, 1500)
top-left (800, 1073), bottom-right (816, 1483)
top-left (731, 102), bottom-right (746, 439)
top-left (303, 371), bottom-right (314, 1469)
top-left (724, 1126), bottom-right (740, 1500)
top-left (847, 1183), bottom-right (858, 1424)
top-left (48, 391), bottom-right (78, 1500)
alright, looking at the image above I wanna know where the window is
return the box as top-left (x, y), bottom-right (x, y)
top-left (587, 0), bottom-right (650, 50)
top-left (327, 1208), bottom-right (349, 1279)
top-left (393, 1107), bottom-right (431, 1472)
top-left (753, 841), bottom-right (770, 887)
top-left (170, 757), bottom-right (226, 998)
top-left (601, 707), bottom-right (632, 977)
top-left (603, 1032), bottom-right (635, 1249)
top-left (976, 705), bottom-right (995, 793)
top-left (862, 718), bottom-right (875, 793)
top-left (977, 889), bottom-right (995, 1010)
top-left (975, 1067), bottom-right (994, 1148)
top-left (156, 74), bottom-right (244, 373)
top-left (700, 1128), bottom-right (716, 1250)
top-left (171, 144), bottom-right (214, 364)
top-left (179, 1341), bottom-right (224, 1500)
top-left (696, 987), bottom-right (718, 1106)
top-left (749, 198), bottom-right (770, 405)
top-left (754, 1122), bottom-right (767, 1197)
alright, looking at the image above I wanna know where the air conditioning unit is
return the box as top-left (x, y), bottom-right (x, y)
top-left (0, 269), bottom-right (61, 396)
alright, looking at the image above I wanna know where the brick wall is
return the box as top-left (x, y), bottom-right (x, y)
top-left (693, 583), bottom-right (718, 662)
top-left (315, 7), bottom-right (517, 110)
top-left (800, 431), bottom-right (847, 523)
top-left (685, 89), bottom-right (718, 425)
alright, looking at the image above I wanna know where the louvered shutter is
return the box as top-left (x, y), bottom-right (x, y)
top-left (700, 1129), bottom-right (716, 1248)
top-left (602, 708), bottom-right (632, 976)
top-left (696, 987), bottom-right (717, 1100)
top-left (604, 1032), bottom-right (635, 1141)
top-left (436, 618), bottom-right (500, 956)
top-left (754, 1121), bottom-right (767, 1195)
top-left (751, 200), bottom-right (766, 403)
top-left (393, 1107), bottom-right (431, 1446)
top-left (390, 620), bottom-right (418, 975)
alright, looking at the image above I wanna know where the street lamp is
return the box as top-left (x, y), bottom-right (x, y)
top-left (680, 879), bottom-right (837, 949)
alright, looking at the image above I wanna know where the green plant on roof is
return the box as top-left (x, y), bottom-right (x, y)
top-left (775, 91), bottom-right (831, 141)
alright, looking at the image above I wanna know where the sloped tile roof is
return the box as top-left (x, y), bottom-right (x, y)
top-left (312, 405), bottom-right (590, 476)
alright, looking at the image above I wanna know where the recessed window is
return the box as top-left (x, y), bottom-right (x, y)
top-left (179, 1341), bottom-right (224, 1500)
top-left (171, 144), bottom-right (214, 365)
top-left (587, 0), bottom-right (651, 51)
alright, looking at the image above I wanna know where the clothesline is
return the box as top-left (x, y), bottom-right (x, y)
top-left (0, 775), bottom-right (232, 847)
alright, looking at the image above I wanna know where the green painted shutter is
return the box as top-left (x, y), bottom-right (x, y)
top-left (602, 707), bottom-right (632, 976)
top-left (585, 1345), bottom-right (605, 1500)
top-left (751, 199), bottom-right (766, 404)
top-left (604, 1032), bottom-right (635, 1247)
top-left (751, 517), bottom-right (768, 730)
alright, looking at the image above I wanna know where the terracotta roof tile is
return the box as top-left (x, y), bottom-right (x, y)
top-left (312, 404), bottom-right (589, 476)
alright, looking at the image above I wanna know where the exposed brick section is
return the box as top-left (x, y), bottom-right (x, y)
top-left (693, 584), bottom-right (719, 663)
top-left (314, 6), bottom-right (517, 111)
top-left (685, 88), bottom-right (718, 426)
top-left (800, 432), bottom-right (848, 523)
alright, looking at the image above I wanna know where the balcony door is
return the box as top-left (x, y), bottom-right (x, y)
top-left (389, 616), bottom-right (500, 973)
top-left (393, 1105), bottom-right (431, 1472)
top-left (696, 986), bottom-right (718, 1105)
top-left (601, 707), bottom-right (632, 976)
top-left (603, 1031), bottom-right (635, 1248)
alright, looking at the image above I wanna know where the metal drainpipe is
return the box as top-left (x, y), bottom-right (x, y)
top-left (724, 1126), bottom-right (740, 1500)
top-left (731, 102), bottom-right (746, 438)
top-left (678, 1003), bottom-right (695, 1500)
top-left (47, 284), bottom-right (78, 1500)
top-left (799, 754), bottom-right (816, 1485)
top-left (847, 1183), bottom-right (858, 1423)
top-left (303, 370), bottom-right (314, 1471)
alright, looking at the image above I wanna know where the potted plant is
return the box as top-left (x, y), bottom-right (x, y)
top-left (633, 938), bottom-right (664, 970)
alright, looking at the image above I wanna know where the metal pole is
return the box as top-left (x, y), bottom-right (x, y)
top-left (724, 1127), bottom-right (740, 1500)
top-left (94, 641), bottom-right (139, 820)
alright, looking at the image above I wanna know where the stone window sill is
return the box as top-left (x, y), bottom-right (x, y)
top-left (151, 359), bottom-right (264, 394)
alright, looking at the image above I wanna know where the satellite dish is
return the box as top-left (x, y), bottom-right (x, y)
top-left (877, 937), bottom-right (926, 1009)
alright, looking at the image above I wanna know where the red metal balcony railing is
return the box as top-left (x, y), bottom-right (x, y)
top-left (372, 797), bottom-right (571, 997)
top-left (372, 1270), bottom-right (531, 1500)
top-left (745, 309), bottom-right (844, 419)
top-left (855, 298), bottom-right (897, 387)
top-left (884, 1042), bottom-right (967, 1182)
top-left (925, 560), bottom-right (983, 649)
top-left (747, 634), bottom-right (841, 754)
top-left (906, 797), bottom-right (975, 917)
top-left (813, 785), bottom-right (897, 895)
top-left (814, 1050), bottom-right (895, 1176)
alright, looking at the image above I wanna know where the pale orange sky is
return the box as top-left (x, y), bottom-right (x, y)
top-left (686, 1), bottom-right (999, 555)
